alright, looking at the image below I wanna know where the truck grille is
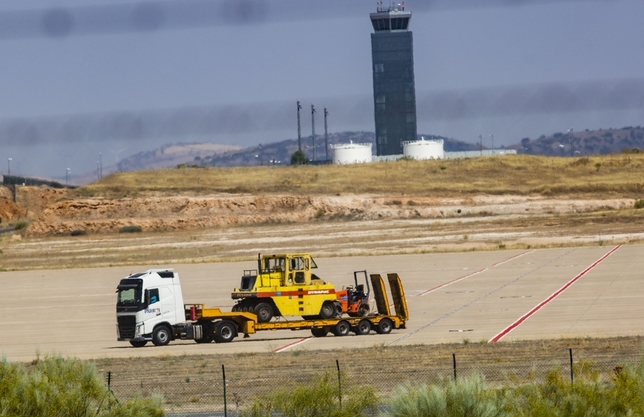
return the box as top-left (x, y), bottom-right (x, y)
top-left (117, 315), bottom-right (136, 339)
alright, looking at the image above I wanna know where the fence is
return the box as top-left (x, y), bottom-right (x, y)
top-left (105, 349), bottom-right (643, 416)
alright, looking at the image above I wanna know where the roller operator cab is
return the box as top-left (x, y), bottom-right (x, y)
top-left (231, 253), bottom-right (341, 322)
top-left (116, 269), bottom-right (185, 348)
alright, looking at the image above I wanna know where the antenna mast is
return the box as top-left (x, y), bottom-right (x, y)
top-left (297, 101), bottom-right (302, 151)
top-left (324, 107), bottom-right (329, 161)
top-left (311, 104), bottom-right (316, 161)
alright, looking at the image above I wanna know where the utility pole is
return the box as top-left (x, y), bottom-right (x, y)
top-left (311, 104), bottom-right (316, 161)
top-left (478, 135), bottom-right (483, 156)
top-left (567, 128), bottom-right (574, 156)
top-left (324, 107), bottom-right (329, 161)
top-left (296, 101), bottom-right (302, 152)
top-left (490, 134), bottom-right (495, 154)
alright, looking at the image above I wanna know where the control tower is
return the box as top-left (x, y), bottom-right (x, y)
top-left (370, 2), bottom-right (417, 156)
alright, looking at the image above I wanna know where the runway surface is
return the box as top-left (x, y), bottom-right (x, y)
top-left (1, 244), bottom-right (641, 362)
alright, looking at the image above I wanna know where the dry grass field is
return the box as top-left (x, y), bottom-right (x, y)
top-left (76, 153), bottom-right (644, 197)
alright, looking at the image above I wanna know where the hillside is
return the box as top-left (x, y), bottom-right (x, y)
top-left (104, 127), bottom-right (644, 176)
top-left (513, 126), bottom-right (644, 156)
top-left (9, 153), bottom-right (644, 238)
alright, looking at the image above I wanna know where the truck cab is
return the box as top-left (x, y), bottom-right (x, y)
top-left (116, 269), bottom-right (184, 347)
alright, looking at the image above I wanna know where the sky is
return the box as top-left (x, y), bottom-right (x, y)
top-left (0, 0), bottom-right (642, 180)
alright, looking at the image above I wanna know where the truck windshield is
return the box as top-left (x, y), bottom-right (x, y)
top-left (116, 279), bottom-right (142, 306)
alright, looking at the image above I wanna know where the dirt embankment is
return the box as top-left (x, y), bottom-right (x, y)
top-left (0, 186), bottom-right (69, 224)
top-left (23, 193), bottom-right (634, 237)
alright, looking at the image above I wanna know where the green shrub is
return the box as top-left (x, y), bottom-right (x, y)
top-left (634, 199), bottom-right (644, 209)
top-left (119, 225), bottom-right (142, 233)
top-left (70, 229), bottom-right (87, 236)
top-left (14, 221), bottom-right (28, 231)
top-left (241, 370), bottom-right (378, 417)
top-left (0, 356), bottom-right (164, 417)
top-left (388, 374), bottom-right (504, 417)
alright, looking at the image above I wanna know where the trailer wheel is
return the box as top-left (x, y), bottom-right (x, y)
top-left (375, 318), bottom-right (393, 335)
top-left (214, 320), bottom-right (237, 343)
top-left (152, 325), bottom-right (172, 346)
top-left (320, 302), bottom-right (336, 319)
top-left (130, 340), bottom-right (147, 348)
top-left (354, 319), bottom-right (371, 335)
top-left (255, 302), bottom-right (273, 323)
top-left (311, 328), bottom-right (328, 337)
top-left (333, 320), bottom-right (351, 337)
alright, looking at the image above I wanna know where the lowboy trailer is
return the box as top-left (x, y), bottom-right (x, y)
top-left (116, 269), bottom-right (408, 347)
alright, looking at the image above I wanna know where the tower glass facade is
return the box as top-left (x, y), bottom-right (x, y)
top-left (370, 5), bottom-right (417, 156)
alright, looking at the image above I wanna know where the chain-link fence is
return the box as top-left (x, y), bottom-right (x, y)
top-left (105, 349), bottom-right (643, 416)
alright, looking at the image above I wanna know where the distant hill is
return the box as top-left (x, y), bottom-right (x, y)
top-left (201, 131), bottom-right (479, 167)
top-left (510, 126), bottom-right (644, 156)
top-left (98, 127), bottom-right (644, 179)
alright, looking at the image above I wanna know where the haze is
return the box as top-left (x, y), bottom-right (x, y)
top-left (0, 0), bottom-right (642, 180)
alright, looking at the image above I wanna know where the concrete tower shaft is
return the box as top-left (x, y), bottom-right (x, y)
top-left (370, 2), bottom-right (417, 156)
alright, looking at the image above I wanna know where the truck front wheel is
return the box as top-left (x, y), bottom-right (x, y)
top-left (152, 325), bottom-right (172, 346)
top-left (214, 320), bottom-right (237, 343)
top-left (130, 340), bottom-right (147, 348)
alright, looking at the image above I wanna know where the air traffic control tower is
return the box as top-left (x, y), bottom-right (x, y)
top-left (370, 2), bottom-right (417, 156)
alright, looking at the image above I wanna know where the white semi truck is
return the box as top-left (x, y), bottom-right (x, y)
top-left (116, 267), bottom-right (408, 348)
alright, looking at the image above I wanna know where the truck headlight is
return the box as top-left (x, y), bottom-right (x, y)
top-left (135, 323), bottom-right (144, 337)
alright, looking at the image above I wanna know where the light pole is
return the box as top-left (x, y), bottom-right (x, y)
top-left (7, 158), bottom-right (12, 175)
top-left (489, 134), bottom-right (495, 154)
top-left (66, 168), bottom-right (70, 186)
top-left (478, 135), bottom-right (483, 156)
top-left (567, 128), bottom-right (574, 157)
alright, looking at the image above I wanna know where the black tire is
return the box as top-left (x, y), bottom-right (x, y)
top-left (214, 320), bottom-right (237, 343)
top-left (311, 328), bottom-right (328, 337)
top-left (358, 303), bottom-right (370, 317)
top-left (231, 304), bottom-right (239, 312)
top-left (376, 318), bottom-right (393, 335)
top-left (354, 319), bottom-right (371, 335)
top-left (319, 302), bottom-right (336, 319)
top-left (333, 320), bottom-right (351, 337)
top-left (152, 325), bottom-right (172, 346)
top-left (195, 336), bottom-right (212, 344)
top-left (130, 340), bottom-right (147, 348)
top-left (255, 302), bottom-right (273, 323)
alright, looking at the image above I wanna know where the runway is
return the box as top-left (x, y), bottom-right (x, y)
top-left (1, 244), bottom-right (641, 362)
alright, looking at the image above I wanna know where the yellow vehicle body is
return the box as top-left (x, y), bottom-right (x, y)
top-left (182, 273), bottom-right (408, 343)
top-left (231, 253), bottom-right (339, 322)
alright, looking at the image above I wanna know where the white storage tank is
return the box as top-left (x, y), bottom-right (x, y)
top-left (403, 137), bottom-right (444, 160)
top-left (331, 142), bottom-right (373, 164)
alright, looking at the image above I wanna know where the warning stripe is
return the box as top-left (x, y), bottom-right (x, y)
top-left (488, 245), bottom-right (621, 343)
top-left (273, 337), bottom-right (312, 353)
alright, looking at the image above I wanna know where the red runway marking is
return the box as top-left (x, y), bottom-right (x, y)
top-left (488, 245), bottom-right (621, 343)
top-left (273, 337), bottom-right (311, 353)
